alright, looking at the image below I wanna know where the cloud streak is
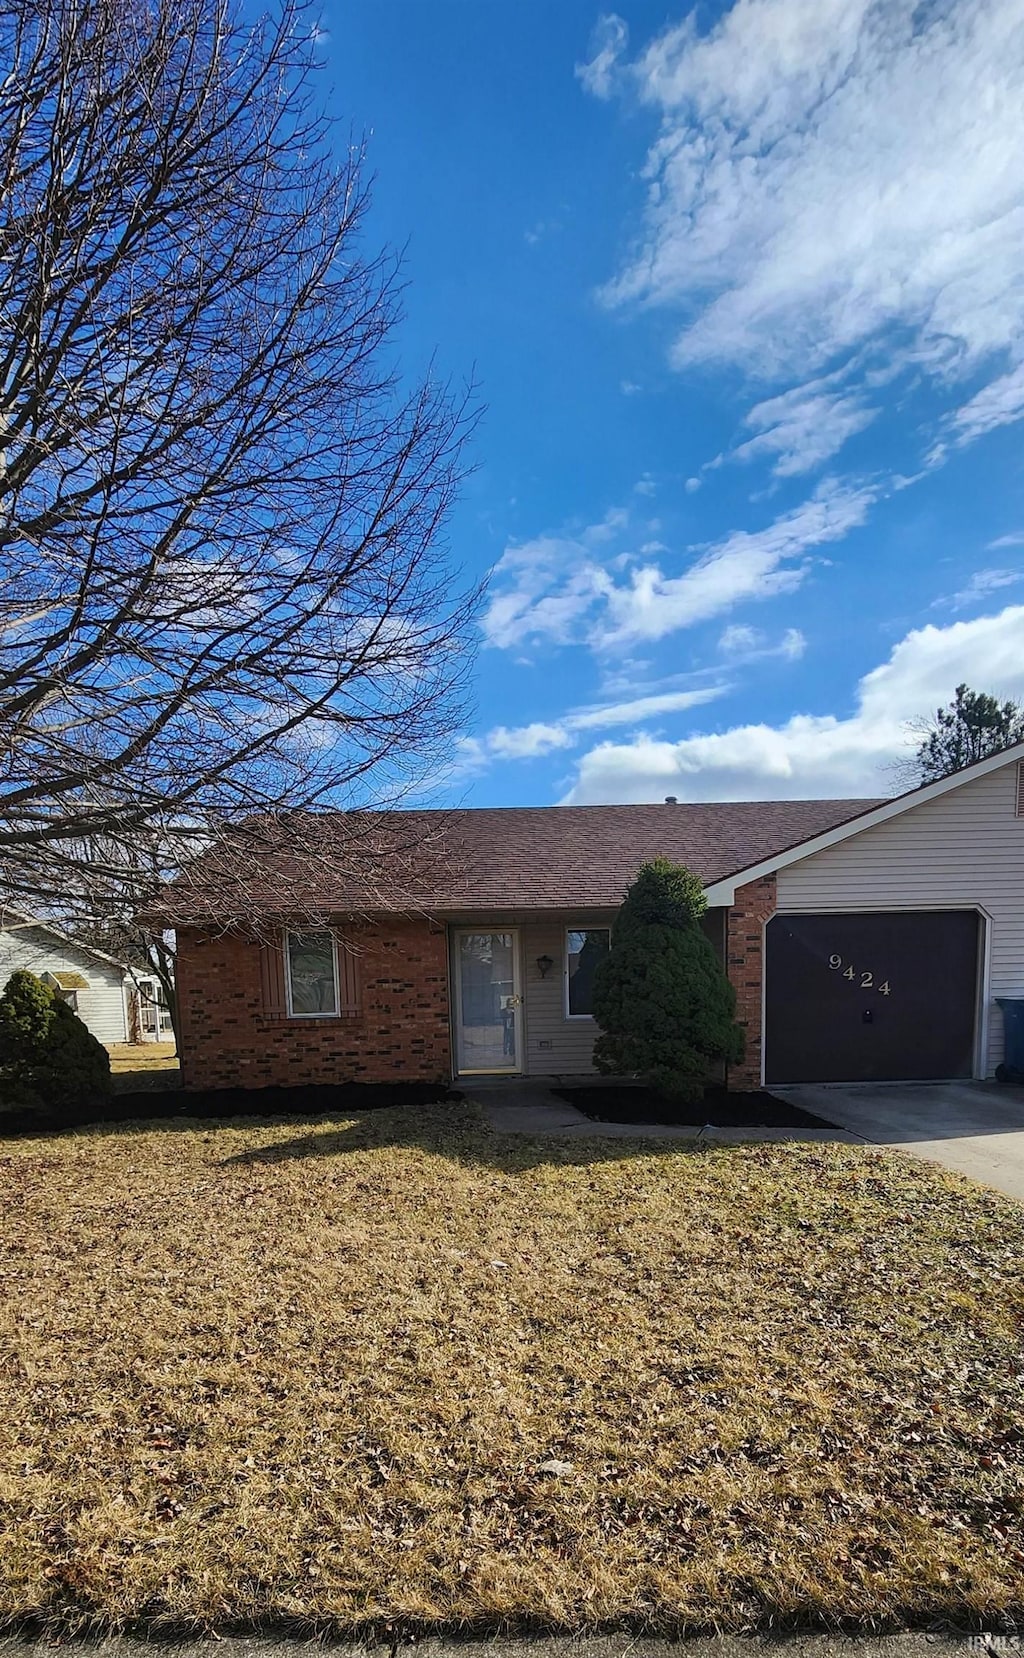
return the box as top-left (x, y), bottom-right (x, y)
top-left (934, 567), bottom-right (1024, 611)
top-left (457, 683), bottom-right (727, 771)
top-left (481, 480), bottom-right (874, 652)
top-left (576, 12), bottom-right (629, 98)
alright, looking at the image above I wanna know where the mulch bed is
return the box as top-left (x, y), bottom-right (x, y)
top-left (0, 1079), bottom-right (458, 1136)
top-left (557, 1083), bottom-right (839, 1129)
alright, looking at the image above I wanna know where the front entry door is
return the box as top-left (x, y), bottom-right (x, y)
top-left (453, 930), bottom-right (522, 1074)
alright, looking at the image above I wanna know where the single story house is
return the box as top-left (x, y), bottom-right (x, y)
top-left (0, 913), bottom-right (173, 1046)
top-left (160, 741), bottom-right (1024, 1093)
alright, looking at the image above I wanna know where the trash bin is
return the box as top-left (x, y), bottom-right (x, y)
top-left (995, 998), bottom-right (1024, 1083)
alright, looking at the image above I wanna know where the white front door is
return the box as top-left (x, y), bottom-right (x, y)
top-left (452, 929), bottom-right (522, 1074)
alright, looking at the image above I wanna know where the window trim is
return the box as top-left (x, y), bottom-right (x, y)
top-left (284, 928), bottom-right (341, 1020)
top-left (563, 925), bottom-right (611, 1021)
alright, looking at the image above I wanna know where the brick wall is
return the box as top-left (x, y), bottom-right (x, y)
top-left (725, 875), bottom-right (776, 1092)
top-left (176, 919), bottom-right (451, 1091)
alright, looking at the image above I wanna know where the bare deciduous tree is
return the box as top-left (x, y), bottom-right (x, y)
top-left (0, 0), bottom-right (478, 983)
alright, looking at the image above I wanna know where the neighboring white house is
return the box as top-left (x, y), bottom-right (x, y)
top-left (0, 914), bottom-right (172, 1046)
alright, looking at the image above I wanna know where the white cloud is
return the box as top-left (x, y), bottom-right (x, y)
top-left (736, 380), bottom-right (879, 476)
top-left (717, 624), bottom-right (762, 656)
top-left (456, 684), bottom-right (728, 773)
top-left (948, 361), bottom-right (1024, 446)
top-left (481, 479), bottom-right (874, 652)
top-left (718, 624), bottom-right (807, 661)
top-left (569, 685), bottom-right (726, 730)
top-left (988, 531), bottom-right (1024, 548)
top-left (486, 722), bottom-right (575, 760)
top-left (598, 479), bottom-right (873, 647)
top-left (593, 0), bottom-right (1024, 448)
top-left (935, 567), bottom-right (1024, 611)
top-left (563, 604), bottom-right (1024, 802)
top-left (478, 512), bottom-right (620, 649)
top-left (576, 12), bottom-right (629, 99)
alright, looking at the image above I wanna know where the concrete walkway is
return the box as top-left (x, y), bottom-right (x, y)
top-left (465, 1075), bottom-right (1024, 1201)
top-left (774, 1079), bottom-right (1024, 1201)
top-left (464, 1077), bottom-right (860, 1146)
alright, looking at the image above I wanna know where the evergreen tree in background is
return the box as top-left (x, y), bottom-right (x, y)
top-left (591, 859), bottom-right (744, 1102)
top-left (914, 684), bottom-right (1024, 783)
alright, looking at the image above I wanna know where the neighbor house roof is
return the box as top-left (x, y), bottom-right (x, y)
top-left (0, 909), bottom-right (131, 973)
top-left (152, 797), bottom-right (883, 925)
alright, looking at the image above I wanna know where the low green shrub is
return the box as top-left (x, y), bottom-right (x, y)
top-left (0, 969), bottom-right (111, 1117)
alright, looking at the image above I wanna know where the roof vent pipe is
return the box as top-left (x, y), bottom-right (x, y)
top-left (664, 795), bottom-right (678, 804)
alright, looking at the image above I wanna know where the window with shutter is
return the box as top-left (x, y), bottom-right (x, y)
top-left (259, 930), bottom-right (361, 1019)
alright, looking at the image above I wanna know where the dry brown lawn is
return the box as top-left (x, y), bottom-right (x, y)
top-left (0, 1100), bottom-right (1022, 1636)
top-left (107, 1044), bottom-right (180, 1094)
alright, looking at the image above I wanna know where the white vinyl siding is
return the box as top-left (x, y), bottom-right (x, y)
top-left (776, 759), bottom-right (1024, 1075)
top-left (520, 917), bottom-right (613, 1074)
top-left (0, 926), bottom-right (129, 1045)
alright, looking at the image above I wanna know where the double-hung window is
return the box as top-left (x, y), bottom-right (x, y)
top-left (285, 930), bottom-right (340, 1017)
top-left (565, 927), bottom-right (610, 1018)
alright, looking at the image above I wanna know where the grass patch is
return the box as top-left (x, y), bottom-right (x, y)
top-left (0, 1101), bottom-right (1021, 1636)
top-left (108, 1045), bottom-right (181, 1095)
top-left (108, 1044), bottom-right (180, 1074)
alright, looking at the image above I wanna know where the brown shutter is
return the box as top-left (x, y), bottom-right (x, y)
top-left (338, 940), bottom-right (362, 1017)
top-left (1017, 760), bottom-right (1024, 818)
top-left (259, 932), bottom-right (288, 1018)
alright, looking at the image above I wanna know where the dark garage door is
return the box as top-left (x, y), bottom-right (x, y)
top-left (765, 910), bottom-right (980, 1085)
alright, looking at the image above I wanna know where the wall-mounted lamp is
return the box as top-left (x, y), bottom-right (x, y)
top-left (536, 954), bottom-right (554, 979)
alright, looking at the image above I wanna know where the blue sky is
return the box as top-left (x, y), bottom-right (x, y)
top-left (324, 0), bottom-right (1024, 805)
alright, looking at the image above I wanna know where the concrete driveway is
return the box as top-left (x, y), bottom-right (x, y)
top-left (774, 1079), bottom-right (1024, 1201)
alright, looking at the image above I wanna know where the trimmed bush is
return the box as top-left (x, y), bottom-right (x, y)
top-left (0, 970), bottom-right (111, 1117)
top-left (591, 858), bottom-right (744, 1102)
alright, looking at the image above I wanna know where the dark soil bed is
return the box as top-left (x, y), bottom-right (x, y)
top-left (0, 1079), bottom-right (458, 1136)
top-left (557, 1083), bottom-right (839, 1129)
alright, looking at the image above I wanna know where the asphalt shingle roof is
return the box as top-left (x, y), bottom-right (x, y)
top-left (156, 798), bottom-right (885, 925)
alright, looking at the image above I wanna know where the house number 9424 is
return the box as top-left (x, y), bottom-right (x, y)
top-left (828, 954), bottom-right (891, 995)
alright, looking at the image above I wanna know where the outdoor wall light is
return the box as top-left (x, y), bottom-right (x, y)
top-left (536, 954), bottom-right (554, 979)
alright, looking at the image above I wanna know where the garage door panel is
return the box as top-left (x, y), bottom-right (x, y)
top-left (765, 910), bottom-right (979, 1084)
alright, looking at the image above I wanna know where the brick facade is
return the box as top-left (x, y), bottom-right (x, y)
top-left (176, 919), bottom-right (451, 1091)
top-left (176, 891), bottom-right (776, 1095)
top-left (725, 875), bottom-right (776, 1092)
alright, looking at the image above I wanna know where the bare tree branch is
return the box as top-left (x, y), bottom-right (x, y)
top-left (0, 0), bottom-right (481, 957)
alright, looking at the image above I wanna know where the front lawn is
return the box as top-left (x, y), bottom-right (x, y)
top-left (0, 1101), bottom-right (1021, 1635)
top-left (108, 1043), bottom-right (181, 1094)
